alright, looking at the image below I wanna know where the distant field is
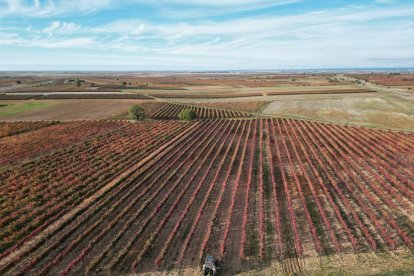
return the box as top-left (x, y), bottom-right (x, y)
top-left (1, 73), bottom-right (358, 94)
top-left (0, 102), bottom-right (52, 117)
top-left (0, 99), bottom-right (146, 121)
top-left (142, 86), bottom-right (369, 99)
top-left (0, 75), bottom-right (411, 133)
top-left (262, 92), bottom-right (414, 131)
top-left (111, 101), bottom-right (267, 120)
top-left (3, 90), bottom-right (412, 132)
top-left (348, 73), bottom-right (414, 89)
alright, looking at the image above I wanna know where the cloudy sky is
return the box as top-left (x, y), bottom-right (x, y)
top-left (0, 0), bottom-right (413, 70)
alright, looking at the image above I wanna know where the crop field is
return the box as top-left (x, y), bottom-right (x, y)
top-left (141, 102), bottom-right (253, 119)
top-left (0, 120), bottom-right (189, 254)
top-left (147, 88), bottom-right (373, 99)
top-left (111, 102), bottom-right (257, 120)
top-left (0, 121), bottom-right (126, 166)
top-left (0, 100), bottom-right (150, 121)
top-left (348, 73), bottom-right (414, 88)
top-left (262, 92), bottom-right (414, 131)
top-left (0, 73), bottom-right (354, 93)
top-left (0, 118), bottom-right (413, 275)
top-left (185, 101), bottom-right (269, 113)
top-left (0, 121), bottom-right (57, 138)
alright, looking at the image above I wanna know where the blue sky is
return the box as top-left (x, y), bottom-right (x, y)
top-left (0, 0), bottom-right (413, 70)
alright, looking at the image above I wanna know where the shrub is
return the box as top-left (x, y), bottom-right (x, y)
top-left (128, 105), bottom-right (145, 121)
top-left (178, 109), bottom-right (196, 121)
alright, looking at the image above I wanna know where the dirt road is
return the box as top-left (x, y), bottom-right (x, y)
top-left (339, 74), bottom-right (414, 100)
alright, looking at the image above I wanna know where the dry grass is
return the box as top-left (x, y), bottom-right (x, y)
top-left (262, 92), bottom-right (414, 131)
top-left (148, 249), bottom-right (414, 276)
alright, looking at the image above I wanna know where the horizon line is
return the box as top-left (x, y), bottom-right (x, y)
top-left (1, 67), bottom-right (414, 74)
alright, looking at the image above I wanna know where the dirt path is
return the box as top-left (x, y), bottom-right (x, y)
top-left (339, 74), bottom-right (414, 100)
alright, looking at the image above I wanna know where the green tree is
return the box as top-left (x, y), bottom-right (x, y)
top-left (75, 79), bottom-right (81, 88)
top-left (178, 109), bottom-right (196, 121)
top-left (128, 105), bottom-right (145, 121)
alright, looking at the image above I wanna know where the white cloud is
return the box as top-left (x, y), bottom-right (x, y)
top-left (0, 0), bottom-right (300, 17)
top-left (42, 21), bottom-right (81, 36)
top-left (43, 21), bottom-right (61, 36)
top-left (153, 0), bottom-right (299, 7)
top-left (43, 37), bottom-right (96, 48)
top-left (1, 2), bottom-right (413, 69)
top-left (0, 0), bottom-right (112, 17)
top-left (0, 34), bottom-right (96, 49)
top-left (90, 21), bottom-right (146, 35)
top-left (89, 4), bottom-right (414, 41)
top-left (61, 22), bottom-right (81, 32)
top-left (374, 0), bottom-right (397, 4)
top-left (34, 0), bottom-right (40, 9)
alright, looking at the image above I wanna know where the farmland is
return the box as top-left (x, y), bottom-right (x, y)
top-left (0, 117), bottom-right (413, 275)
top-left (0, 72), bottom-right (413, 275)
top-left (3, 0), bottom-right (414, 272)
top-left (140, 102), bottom-right (252, 119)
top-left (3, 72), bottom-right (413, 131)
top-left (0, 121), bottom-right (56, 138)
top-left (0, 72), bottom-right (354, 93)
top-left (0, 99), bottom-right (147, 121)
top-left (262, 92), bottom-right (414, 131)
top-left (347, 73), bottom-right (414, 90)
top-left (111, 102), bottom-right (256, 120)
top-left (0, 120), bottom-right (189, 254)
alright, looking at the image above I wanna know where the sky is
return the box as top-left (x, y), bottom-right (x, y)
top-left (0, 0), bottom-right (413, 70)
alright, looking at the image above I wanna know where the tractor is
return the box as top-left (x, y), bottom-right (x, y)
top-left (202, 255), bottom-right (220, 276)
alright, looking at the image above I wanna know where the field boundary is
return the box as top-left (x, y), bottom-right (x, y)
top-left (147, 88), bottom-right (376, 99)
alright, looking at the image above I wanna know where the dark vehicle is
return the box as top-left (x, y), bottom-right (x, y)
top-left (202, 255), bottom-right (220, 276)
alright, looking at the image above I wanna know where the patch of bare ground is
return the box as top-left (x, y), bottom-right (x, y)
top-left (145, 249), bottom-right (414, 275)
top-left (241, 248), bottom-right (414, 276)
top-left (263, 92), bottom-right (414, 131)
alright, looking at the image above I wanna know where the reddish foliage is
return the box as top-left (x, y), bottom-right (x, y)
top-left (141, 102), bottom-right (250, 119)
top-left (2, 118), bottom-right (414, 275)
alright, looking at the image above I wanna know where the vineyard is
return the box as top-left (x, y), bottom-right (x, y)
top-left (0, 121), bottom-right (121, 166)
top-left (0, 121), bottom-right (56, 138)
top-left (0, 118), bottom-right (413, 275)
top-left (0, 120), bottom-right (191, 254)
top-left (141, 102), bottom-right (253, 119)
top-left (183, 101), bottom-right (269, 113)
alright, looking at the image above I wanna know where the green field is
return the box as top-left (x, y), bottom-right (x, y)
top-left (0, 102), bottom-right (52, 117)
